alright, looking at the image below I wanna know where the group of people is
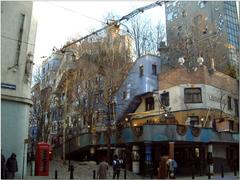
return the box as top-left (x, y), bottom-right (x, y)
top-left (97, 155), bottom-right (123, 179)
top-left (158, 156), bottom-right (178, 179)
top-left (1, 153), bottom-right (18, 179)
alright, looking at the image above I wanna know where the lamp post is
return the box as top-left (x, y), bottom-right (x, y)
top-left (68, 129), bottom-right (73, 171)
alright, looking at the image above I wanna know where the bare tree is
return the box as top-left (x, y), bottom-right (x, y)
top-left (165, 12), bottom-right (235, 74)
top-left (30, 60), bottom-right (59, 143)
top-left (128, 16), bottom-right (165, 57)
top-left (54, 23), bottom-right (133, 162)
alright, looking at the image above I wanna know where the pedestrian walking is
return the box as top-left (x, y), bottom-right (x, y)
top-left (158, 156), bottom-right (168, 179)
top-left (97, 157), bottom-right (109, 179)
top-left (112, 155), bottom-right (121, 179)
top-left (6, 153), bottom-right (18, 179)
top-left (1, 152), bottom-right (6, 179)
top-left (166, 157), bottom-right (177, 179)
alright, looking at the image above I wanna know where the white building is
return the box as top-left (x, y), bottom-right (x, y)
top-left (1, 1), bottom-right (37, 178)
top-left (158, 66), bottom-right (239, 131)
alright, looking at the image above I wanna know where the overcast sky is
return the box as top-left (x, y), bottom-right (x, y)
top-left (32, 1), bottom-right (166, 66)
top-left (32, 1), bottom-right (239, 67)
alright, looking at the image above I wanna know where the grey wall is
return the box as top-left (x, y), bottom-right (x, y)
top-left (1, 100), bottom-right (30, 178)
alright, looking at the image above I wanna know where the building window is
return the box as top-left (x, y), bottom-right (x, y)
top-left (184, 88), bottom-right (202, 103)
top-left (152, 64), bottom-right (157, 75)
top-left (123, 91), bottom-right (126, 100)
top-left (198, 1), bottom-right (207, 8)
top-left (234, 99), bottom-right (239, 117)
top-left (228, 96), bottom-right (232, 110)
top-left (161, 92), bottom-right (169, 106)
top-left (229, 121), bottom-right (234, 131)
top-left (139, 65), bottom-right (144, 77)
top-left (145, 97), bottom-right (154, 111)
top-left (127, 84), bottom-right (131, 99)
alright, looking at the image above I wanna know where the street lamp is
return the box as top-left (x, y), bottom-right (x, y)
top-left (67, 129), bottom-right (73, 171)
top-left (200, 117), bottom-right (204, 127)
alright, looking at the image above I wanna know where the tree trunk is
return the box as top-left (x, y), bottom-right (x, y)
top-left (107, 103), bottom-right (111, 164)
top-left (107, 128), bottom-right (111, 164)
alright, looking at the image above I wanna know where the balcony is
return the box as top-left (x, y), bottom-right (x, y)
top-left (54, 124), bottom-right (239, 154)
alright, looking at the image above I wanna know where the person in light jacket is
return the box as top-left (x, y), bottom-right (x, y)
top-left (97, 157), bottom-right (109, 179)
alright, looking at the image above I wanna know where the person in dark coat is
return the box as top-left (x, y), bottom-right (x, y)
top-left (1, 152), bottom-right (6, 179)
top-left (6, 153), bottom-right (18, 179)
top-left (112, 155), bottom-right (121, 179)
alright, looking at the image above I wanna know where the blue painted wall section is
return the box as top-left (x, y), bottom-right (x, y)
top-left (115, 55), bottom-right (165, 122)
top-left (77, 125), bottom-right (239, 148)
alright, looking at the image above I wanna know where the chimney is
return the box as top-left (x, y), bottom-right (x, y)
top-left (209, 58), bottom-right (216, 74)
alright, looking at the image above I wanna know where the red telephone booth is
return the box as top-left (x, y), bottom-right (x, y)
top-left (35, 142), bottom-right (50, 176)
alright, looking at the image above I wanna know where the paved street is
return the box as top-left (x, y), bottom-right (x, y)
top-left (176, 173), bottom-right (239, 180)
top-left (26, 159), bottom-right (239, 179)
top-left (26, 159), bottom-right (142, 179)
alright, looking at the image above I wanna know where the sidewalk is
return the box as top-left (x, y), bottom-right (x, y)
top-left (26, 160), bottom-right (239, 179)
top-left (176, 172), bottom-right (239, 180)
top-left (26, 159), bottom-right (142, 179)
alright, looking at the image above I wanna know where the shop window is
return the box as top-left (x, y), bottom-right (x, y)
top-left (184, 88), bottom-right (202, 103)
top-left (161, 92), bottom-right (169, 106)
top-left (139, 65), bottom-right (144, 77)
top-left (152, 64), bottom-right (157, 75)
top-left (145, 97), bottom-right (154, 111)
top-left (228, 96), bottom-right (232, 110)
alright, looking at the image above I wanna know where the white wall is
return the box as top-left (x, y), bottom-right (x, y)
top-left (205, 85), bottom-right (237, 116)
top-left (1, 1), bottom-right (37, 178)
top-left (1, 1), bottom-right (37, 101)
top-left (160, 84), bottom-right (237, 117)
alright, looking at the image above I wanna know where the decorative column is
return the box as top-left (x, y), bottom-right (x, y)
top-left (132, 145), bottom-right (140, 174)
top-left (199, 144), bottom-right (204, 176)
top-left (114, 148), bottom-right (120, 157)
top-left (144, 142), bottom-right (153, 178)
top-left (207, 144), bottom-right (214, 174)
top-left (90, 147), bottom-right (95, 161)
top-left (169, 142), bottom-right (175, 159)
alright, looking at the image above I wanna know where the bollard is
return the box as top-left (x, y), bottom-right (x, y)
top-left (55, 170), bottom-right (58, 179)
top-left (192, 165), bottom-right (195, 179)
top-left (124, 169), bottom-right (127, 179)
top-left (208, 166), bottom-right (211, 179)
top-left (199, 164), bottom-right (202, 176)
top-left (93, 170), bottom-right (96, 179)
top-left (234, 165), bottom-right (237, 176)
top-left (70, 165), bottom-right (74, 179)
top-left (221, 165), bottom-right (224, 178)
top-left (30, 162), bottom-right (33, 176)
